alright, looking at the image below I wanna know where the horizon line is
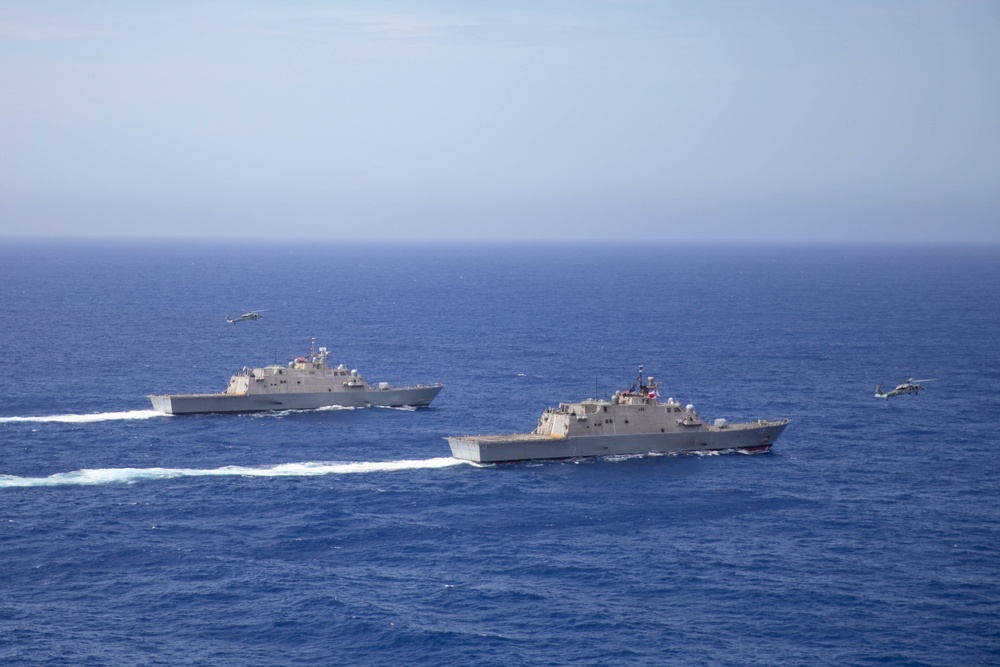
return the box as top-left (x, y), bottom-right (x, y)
top-left (1, 235), bottom-right (998, 248)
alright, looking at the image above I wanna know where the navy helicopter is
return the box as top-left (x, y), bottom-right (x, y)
top-left (226, 310), bottom-right (266, 323)
top-left (875, 378), bottom-right (935, 399)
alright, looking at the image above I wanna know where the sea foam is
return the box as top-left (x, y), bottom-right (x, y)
top-left (0, 410), bottom-right (165, 424)
top-left (0, 457), bottom-right (468, 488)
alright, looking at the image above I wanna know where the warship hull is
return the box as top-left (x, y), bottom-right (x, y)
top-left (151, 385), bottom-right (443, 415)
top-left (447, 420), bottom-right (789, 463)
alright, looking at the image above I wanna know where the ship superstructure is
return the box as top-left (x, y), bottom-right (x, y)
top-left (447, 367), bottom-right (788, 463)
top-left (150, 340), bottom-right (443, 415)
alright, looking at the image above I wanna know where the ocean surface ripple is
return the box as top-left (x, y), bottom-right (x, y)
top-left (1, 242), bottom-right (998, 666)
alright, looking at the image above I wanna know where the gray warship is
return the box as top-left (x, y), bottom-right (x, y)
top-left (446, 367), bottom-right (789, 463)
top-left (150, 341), bottom-right (443, 415)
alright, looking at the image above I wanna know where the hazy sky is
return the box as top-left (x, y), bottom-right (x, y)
top-left (1, 1), bottom-right (997, 242)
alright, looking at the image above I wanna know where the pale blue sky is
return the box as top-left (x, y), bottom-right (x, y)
top-left (1, 1), bottom-right (997, 241)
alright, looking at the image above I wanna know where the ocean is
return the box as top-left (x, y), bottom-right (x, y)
top-left (1, 240), bottom-right (998, 666)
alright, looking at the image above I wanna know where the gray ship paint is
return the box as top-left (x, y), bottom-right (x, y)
top-left (150, 342), bottom-right (443, 414)
top-left (446, 367), bottom-right (788, 463)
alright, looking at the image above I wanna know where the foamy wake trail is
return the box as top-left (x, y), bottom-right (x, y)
top-left (0, 410), bottom-right (164, 424)
top-left (0, 457), bottom-right (469, 488)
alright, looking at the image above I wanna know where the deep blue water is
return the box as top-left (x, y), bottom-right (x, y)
top-left (1, 241), bottom-right (998, 666)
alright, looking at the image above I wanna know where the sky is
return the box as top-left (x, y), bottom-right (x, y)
top-left (1, 1), bottom-right (997, 242)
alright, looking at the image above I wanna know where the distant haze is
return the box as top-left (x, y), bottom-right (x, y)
top-left (1, 1), bottom-right (997, 242)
